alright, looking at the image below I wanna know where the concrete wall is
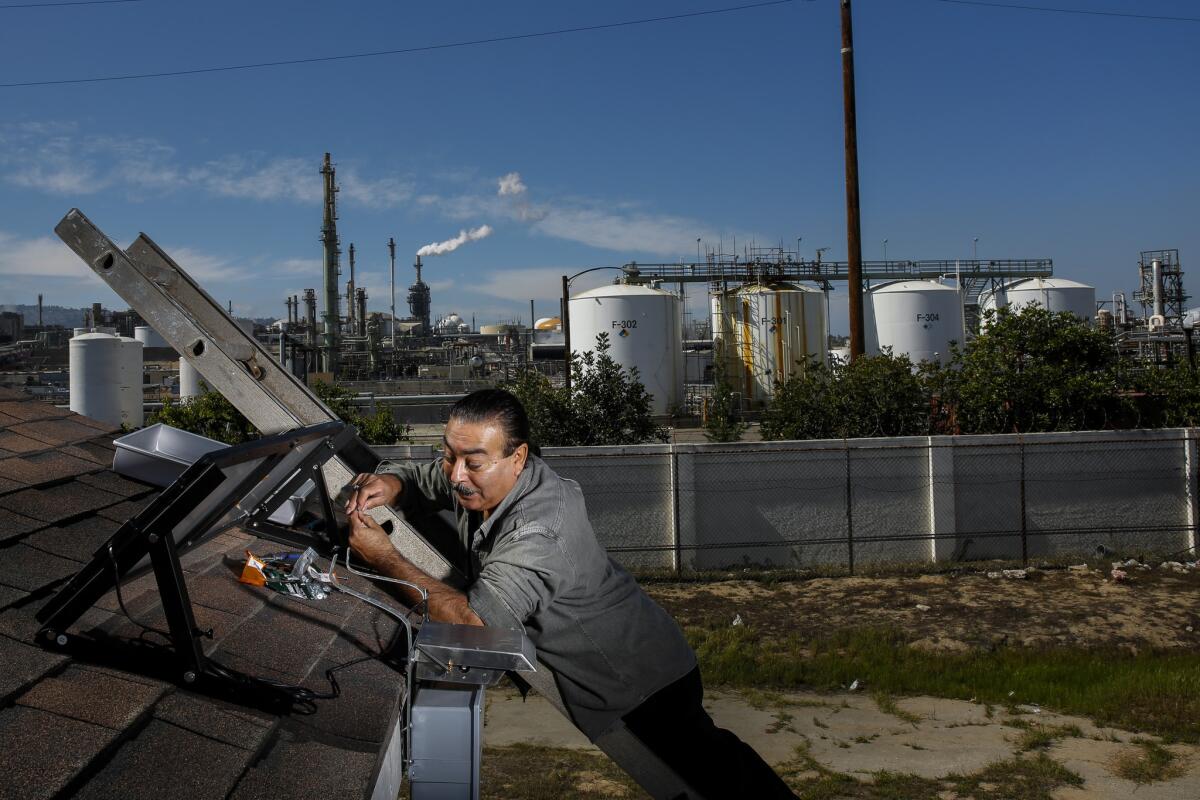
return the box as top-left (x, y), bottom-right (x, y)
top-left (376, 428), bottom-right (1200, 573)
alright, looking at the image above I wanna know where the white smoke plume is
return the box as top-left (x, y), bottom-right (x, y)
top-left (416, 224), bottom-right (494, 257)
top-left (497, 172), bottom-right (527, 197)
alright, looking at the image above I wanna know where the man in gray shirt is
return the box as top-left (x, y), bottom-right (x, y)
top-left (346, 389), bottom-right (794, 798)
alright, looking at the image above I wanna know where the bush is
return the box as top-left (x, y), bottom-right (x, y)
top-left (935, 307), bottom-right (1120, 433)
top-left (703, 362), bottom-right (748, 443)
top-left (502, 332), bottom-right (668, 447)
top-left (312, 380), bottom-right (412, 445)
top-left (149, 391), bottom-right (257, 445)
top-left (149, 381), bottom-right (411, 446)
top-left (761, 351), bottom-right (929, 441)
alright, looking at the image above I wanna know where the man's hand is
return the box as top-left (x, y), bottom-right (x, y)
top-left (345, 473), bottom-right (402, 514)
top-left (346, 509), bottom-right (483, 626)
top-left (347, 509), bottom-right (400, 571)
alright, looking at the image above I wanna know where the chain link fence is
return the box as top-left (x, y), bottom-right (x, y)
top-left (376, 428), bottom-right (1200, 574)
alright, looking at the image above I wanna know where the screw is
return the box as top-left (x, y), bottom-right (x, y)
top-left (183, 671), bottom-right (197, 684)
top-left (56, 634), bottom-right (68, 646)
top-left (147, 533), bottom-right (159, 544)
top-left (250, 521), bottom-right (258, 528)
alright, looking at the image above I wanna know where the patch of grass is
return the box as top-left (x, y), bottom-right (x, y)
top-left (775, 741), bottom-right (1084, 800)
top-left (767, 711), bottom-right (796, 734)
top-left (951, 752), bottom-right (1084, 799)
top-left (740, 687), bottom-right (831, 711)
top-left (1109, 740), bottom-right (1187, 784)
top-left (687, 624), bottom-right (1200, 742)
top-left (872, 691), bottom-right (922, 726)
top-left (475, 744), bottom-right (647, 799)
top-left (812, 716), bottom-right (829, 729)
top-left (1004, 721), bottom-right (1084, 751)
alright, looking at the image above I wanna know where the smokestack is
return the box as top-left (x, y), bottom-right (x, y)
top-left (1152, 259), bottom-right (1164, 319)
top-left (320, 153), bottom-right (341, 376)
top-left (347, 242), bottom-right (356, 334)
top-left (91, 302), bottom-right (102, 329)
top-left (355, 288), bottom-right (368, 337)
top-left (388, 237), bottom-right (396, 350)
top-left (37, 294), bottom-right (43, 329)
top-left (408, 255), bottom-right (431, 334)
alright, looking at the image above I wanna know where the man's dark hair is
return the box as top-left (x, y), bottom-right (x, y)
top-left (448, 389), bottom-right (532, 456)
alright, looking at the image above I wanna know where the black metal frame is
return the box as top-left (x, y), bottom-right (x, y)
top-left (36, 420), bottom-right (376, 682)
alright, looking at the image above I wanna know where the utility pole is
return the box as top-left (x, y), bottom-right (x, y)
top-left (561, 275), bottom-right (572, 395)
top-left (841, 0), bottom-right (866, 360)
top-left (388, 237), bottom-right (397, 351)
top-left (319, 153), bottom-right (341, 377)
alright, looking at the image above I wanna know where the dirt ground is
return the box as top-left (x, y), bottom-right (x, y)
top-left (480, 564), bottom-right (1200, 799)
top-left (643, 566), bottom-right (1200, 653)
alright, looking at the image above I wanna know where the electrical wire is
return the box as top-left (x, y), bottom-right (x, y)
top-left (0, 0), bottom-right (142, 9)
top-left (0, 0), bottom-right (797, 89)
top-left (931, 0), bottom-right (1200, 23)
top-left (108, 542), bottom-right (171, 643)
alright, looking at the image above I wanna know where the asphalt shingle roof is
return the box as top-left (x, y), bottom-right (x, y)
top-left (0, 388), bottom-right (407, 800)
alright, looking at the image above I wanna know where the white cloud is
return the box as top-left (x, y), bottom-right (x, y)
top-left (341, 170), bottom-right (414, 209)
top-left (533, 207), bottom-right (720, 257)
top-left (470, 267), bottom-right (614, 303)
top-left (188, 157), bottom-right (318, 203)
top-left (0, 125), bottom-right (412, 209)
top-left (270, 258), bottom-right (323, 278)
top-left (0, 231), bottom-right (99, 279)
top-left (498, 171), bottom-right (527, 197)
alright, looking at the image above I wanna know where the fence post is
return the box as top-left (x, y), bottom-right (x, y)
top-left (928, 436), bottom-right (957, 564)
top-left (1019, 435), bottom-right (1028, 566)
top-left (669, 443), bottom-right (681, 577)
top-left (845, 439), bottom-right (855, 576)
top-left (1185, 429), bottom-right (1199, 557)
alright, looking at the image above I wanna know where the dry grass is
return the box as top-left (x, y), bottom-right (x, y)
top-left (1109, 739), bottom-right (1187, 784)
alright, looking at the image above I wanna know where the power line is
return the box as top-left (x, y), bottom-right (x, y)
top-left (0, 0), bottom-right (142, 9)
top-left (0, 0), bottom-right (797, 89)
top-left (932, 0), bottom-right (1200, 23)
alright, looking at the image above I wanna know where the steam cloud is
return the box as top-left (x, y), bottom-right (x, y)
top-left (416, 224), bottom-right (494, 257)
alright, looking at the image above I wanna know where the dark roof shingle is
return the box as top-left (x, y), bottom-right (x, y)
top-left (16, 665), bottom-right (167, 730)
top-left (0, 388), bottom-right (406, 800)
top-left (0, 705), bottom-right (121, 800)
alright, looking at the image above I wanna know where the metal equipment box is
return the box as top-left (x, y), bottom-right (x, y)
top-left (409, 684), bottom-right (483, 800)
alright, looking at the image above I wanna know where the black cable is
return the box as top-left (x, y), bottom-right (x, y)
top-left (0, 0), bottom-right (141, 8)
top-left (108, 543), bottom-right (172, 643)
top-left (0, 0), bottom-right (796, 89)
top-left (932, 0), bottom-right (1200, 23)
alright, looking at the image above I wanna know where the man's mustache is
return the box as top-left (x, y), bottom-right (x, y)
top-left (453, 482), bottom-right (478, 497)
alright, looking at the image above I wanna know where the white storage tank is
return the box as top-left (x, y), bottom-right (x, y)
top-left (713, 283), bottom-right (827, 404)
top-left (70, 332), bottom-right (123, 427)
top-left (569, 283), bottom-right (683, 415)
top-left (979, 277), bottom-right (1096, 322)
top-left (117, 336), bottom-right (144, 428)
top-left (179, 358), bottom-right (210, 400)
top-left (865, 280), bottom-right (964, 365)
top-left (134, 325), bottom-right (168, 348)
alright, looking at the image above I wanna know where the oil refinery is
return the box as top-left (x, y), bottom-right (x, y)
top-left (0, 154), bottom-right (1189, 428)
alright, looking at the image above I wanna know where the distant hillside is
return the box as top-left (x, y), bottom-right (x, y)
top-left (0, 305), bottom-right (88, 328)
top-left (1, 305), bottom-right (275, 331)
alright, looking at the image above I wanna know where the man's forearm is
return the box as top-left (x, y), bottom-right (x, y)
top-left (368, 546), bottom-right (483, 626)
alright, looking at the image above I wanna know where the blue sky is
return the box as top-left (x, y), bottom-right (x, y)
top-left (0, 0), bottom-right (1196, 333)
